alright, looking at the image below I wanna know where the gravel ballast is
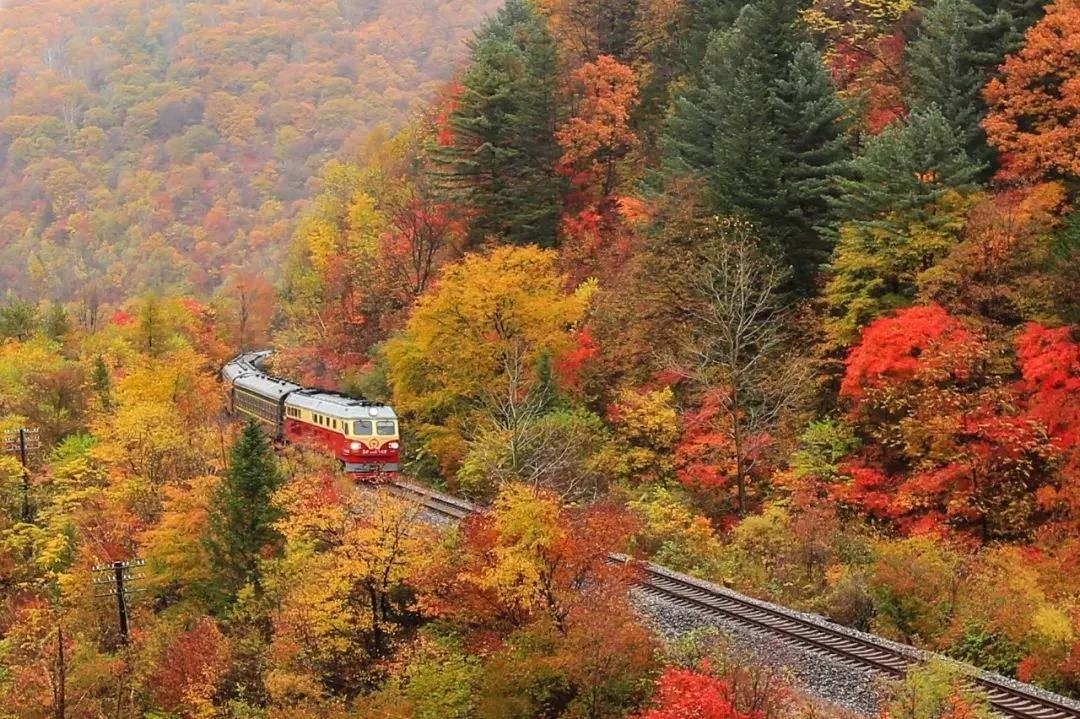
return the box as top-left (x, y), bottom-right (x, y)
top-left (631, 563), bottom-right (1080, 718)
top-left (631, 588), bottom-right (887, 716)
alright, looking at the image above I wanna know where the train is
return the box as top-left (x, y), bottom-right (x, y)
top-left (221, 351), bottom-right (400, 477)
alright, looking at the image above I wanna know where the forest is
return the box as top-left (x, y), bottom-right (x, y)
top-left (0, 0), bottom-right (501, 304)
top-left (2, 0), bottom-right (1080, 716)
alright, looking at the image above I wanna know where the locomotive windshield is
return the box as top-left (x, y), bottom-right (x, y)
top-left (351, 419), bottom-right (396, 436)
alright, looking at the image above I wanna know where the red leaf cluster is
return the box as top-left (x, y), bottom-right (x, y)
top-left (633, 664), bottom-right (762, 719)
top-left (839, 303), bottom-right (975, 400)
top-left (834, 306), bottom-right (1077, 540)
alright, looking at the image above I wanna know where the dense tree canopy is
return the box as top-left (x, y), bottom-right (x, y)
top-left (663, 0), bottom-right (849, 290)
top-left (4, 0), bottom-right (1080, 712)
top-left (0, 0), bottom-right (501, 302)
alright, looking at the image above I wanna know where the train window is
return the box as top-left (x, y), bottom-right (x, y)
top-left (353, 420), bottom-right (372, 435)
top-left (376, 420), bottom-right (395, 436)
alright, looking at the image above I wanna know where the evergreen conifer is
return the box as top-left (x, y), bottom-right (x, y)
top-left (91, 355), bottom-right (111, 409)
top-left (205, 419), bottom-right (284, 603)
top-left (662, 0), bottom-right (849, 292)
top-left (833, 105), bottom-right (981, 227)
top-left (906, 0), bottom-right (998, 169)
top-left (430, 0), bottom-right (563, 248)
top-left (973, 0), bottom-right (1046, 59)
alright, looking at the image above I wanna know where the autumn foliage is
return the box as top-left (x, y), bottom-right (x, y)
top-left (633, 665), bottom-right (761, 719)
top-left (5, 0), bottom-right (1080, 711)
top-left (983, 0), bottom-right (1080, 183)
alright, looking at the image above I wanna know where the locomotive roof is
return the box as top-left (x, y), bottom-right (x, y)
top-left (286, 390), bottom-right (397, 420)
top-left (232, 372), bottom-right (303, 400)
top-left (224, 351), bottom-right (397, 419)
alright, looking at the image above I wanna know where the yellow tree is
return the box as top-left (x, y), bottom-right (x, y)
top-left (268, 481), bottom-right (438, 701)
top-left (91, 347), bottom-right (222, 520)
top-left (277, 161), bottom-right (389, 380)
top-left (385, 246), bottom-right (594, 475)
top-left (0, 337), bottom-right (87, 443)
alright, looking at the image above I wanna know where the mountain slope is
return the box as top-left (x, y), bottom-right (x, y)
top-left (0, 0), bottom-right (501, 302)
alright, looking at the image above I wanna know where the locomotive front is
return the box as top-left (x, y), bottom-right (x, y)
top-left (339, 404), bottom-right (401, 477)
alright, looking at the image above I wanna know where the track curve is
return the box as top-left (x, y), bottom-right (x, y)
top-left (392, 480), bottom-right (1080, 719)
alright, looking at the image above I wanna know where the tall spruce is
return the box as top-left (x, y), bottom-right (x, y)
top-left (662, 0), bottom-right (849, 292)
top-left (674, 0), bottom-right (753, 78)
top-left (832, 105), bottom-right (981, 227)
top-left (770, 43), bottom-right (851, 277)
top-left (430, 0), bottom-right (563, 248)
top-left (91, 355), bottom-right (111, 409)
top-left (906, 0), bottom-right (998, 170)
top-left (973, 0), bottom-right (1046, 59)
top-left (205, 419), bottom-right (284, 602)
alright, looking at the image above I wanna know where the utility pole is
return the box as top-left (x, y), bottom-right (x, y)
top-left (92, 559), bottom-right (143, 645)
top-left (2, 427), bottom-right (40, 521)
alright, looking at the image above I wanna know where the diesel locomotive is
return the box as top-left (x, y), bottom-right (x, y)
top-left (221, 351), bottom-right (400, 477)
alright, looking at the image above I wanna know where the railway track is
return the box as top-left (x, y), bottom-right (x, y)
top-left (389, 480), bottom-right (1080, 719)
top-left (630, 562), bottom-right (1080, 719)
top-left (385, 479), bottom-right (475, 520)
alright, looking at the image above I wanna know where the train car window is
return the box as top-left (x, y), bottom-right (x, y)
top-left (353, 420), bottom-right (372, 435)
top-left (376, 420), bottom-right (396, 436)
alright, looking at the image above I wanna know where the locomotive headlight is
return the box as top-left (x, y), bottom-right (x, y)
top-left (388, 441), bottom-right (399, 450)
top-left (368, 407), bottom-right (378, 416)
top-left (350, 441), bottom-right (362, 451)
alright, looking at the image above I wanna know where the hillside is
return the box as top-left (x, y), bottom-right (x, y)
top-left (0, 0), bottom-right (501, 303)
top-left (2, 0), bottom-right (1080, 716)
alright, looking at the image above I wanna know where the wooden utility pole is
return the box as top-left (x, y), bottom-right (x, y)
top-left (2, 427), bottom-right (40, 521)
top-left (92, 560), bottom-right (143, 645)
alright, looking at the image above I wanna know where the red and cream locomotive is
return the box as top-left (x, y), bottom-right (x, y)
top-left (222, 351), bottom-right (400, 477)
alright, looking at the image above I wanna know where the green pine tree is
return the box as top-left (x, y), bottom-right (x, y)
top-left (832, 104), bottom-right (981, 227)
top-left (430, 0), bottom-right (563, 248)
top-left (673, 0), bottom-right (753, 78)
top-left (43, 302), bottom-right (70, 342)
top-left (530, 350), bottom-right (561, 414)
top-left (0, 295), bottom-right (38, 341)
top-left (770, 42), bottom-right (852, 280)
top-left (91, 355), bottom-right (111, 410)
top-left (972, 0), bottom-right (1045, 59)
top-left (631, 0), bottom-right (749, 151)
top-left (662, 0), bottom-right (849, 292)
top-left (205, 420), bottom-right (284, 603)
top-left (906, 0), bottom-right (998, 170)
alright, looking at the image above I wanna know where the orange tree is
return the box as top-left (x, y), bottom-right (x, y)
top-left (415, 483), bottom-right (657, 718)
top-left (983, 0), bottom-right (1080, 185)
